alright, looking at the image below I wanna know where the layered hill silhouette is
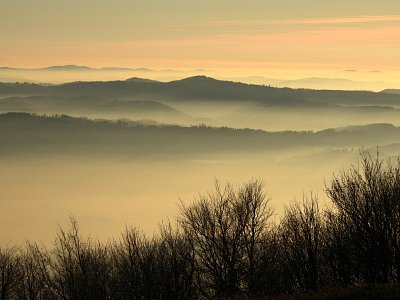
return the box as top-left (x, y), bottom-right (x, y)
top-left (0, 65), bottom-right (395, 90)
top-left (1, 76), bottom-right (399, 105)
top-left (1, 76), bottom-right (400, 130)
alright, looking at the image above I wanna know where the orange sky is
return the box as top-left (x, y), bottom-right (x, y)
top-left (1, 1), bottom-right (400, 73)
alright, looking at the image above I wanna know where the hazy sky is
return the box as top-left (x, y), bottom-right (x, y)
top-left (1, 0), bottom-right (400, 72)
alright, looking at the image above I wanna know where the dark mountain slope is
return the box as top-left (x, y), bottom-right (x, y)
top-left (1, 77), bottom-right (399, 107)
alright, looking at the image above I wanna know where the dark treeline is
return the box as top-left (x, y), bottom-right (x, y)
top-left (2, 151), bottom-right (400, 299)
top-left (1, 113), bottom-right (400, 157)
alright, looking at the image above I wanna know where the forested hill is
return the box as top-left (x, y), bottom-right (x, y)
top-left (1, 76), bottom-right (400, 106)
top-left (1, 112), bottom-right (400, 157)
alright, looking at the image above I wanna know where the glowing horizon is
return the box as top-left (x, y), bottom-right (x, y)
top-left (1, 0), bottom-right (400, 92)
top-left (1, 0), bottom-right (400, 74)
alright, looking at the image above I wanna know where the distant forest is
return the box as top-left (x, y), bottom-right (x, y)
top-left (1, 77), bottom-right (399, 105)
top-left (2, 152), bottom-right (400, 299)
top-left (1, 76), bottom-right (400, 111)
top-left (1, 112), bottom-right (400, 157)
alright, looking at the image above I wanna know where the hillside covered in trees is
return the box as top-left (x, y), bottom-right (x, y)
top-left (1, 112), bottom-right (400, 157)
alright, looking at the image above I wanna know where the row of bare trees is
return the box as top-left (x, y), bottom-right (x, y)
top-left (2, 151), bottom-right (400, 299)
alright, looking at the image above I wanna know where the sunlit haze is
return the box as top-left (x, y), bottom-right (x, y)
top-left (1, 1), bottom-right (400, 90)
top-left (1, 0), bottom-right (400, 247)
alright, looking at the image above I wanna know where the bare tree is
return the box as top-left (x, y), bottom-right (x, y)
top-left (326, 150), bottom-right (400, 283)
top-left (157, 222), bottom-right (196, 299)
top-left (323, 209), bottom-right (356, 287)
top-left (49, 217), bottom-right (112, 300)
top-left (238, 179), bottom-right (273, 295)
top-left (16, 242), bottom-right (51, 300)
top-left (279, 195), bottom-right (323, 292)
top-left (0, 246), bottom-right (22, 300)
top-left (179, 179), bottom-right (273, 298)
top-left (111, 226), bottom-right (160, 299)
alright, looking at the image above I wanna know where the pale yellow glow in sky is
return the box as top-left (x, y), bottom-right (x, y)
top-left (1, 1), bottom-right (400, 75)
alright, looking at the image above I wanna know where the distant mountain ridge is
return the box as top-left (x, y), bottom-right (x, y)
top-left (381, 89), bottom-right (400, 95)
top-left (1, 75), bottom-right (399, 106)
top-left (0, 65), bottom-right (397, 91)
top-left (1, 76), bottom-right (400, 131)
top-left (0, 65), bottom-right (199, 73)
top-left (42, 65), bottom-right (95, 71)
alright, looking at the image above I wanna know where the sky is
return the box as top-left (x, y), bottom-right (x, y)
top-left (1, 0), bottom-right (400, 75)
top-left (1, 0), bottom-right (400, 243)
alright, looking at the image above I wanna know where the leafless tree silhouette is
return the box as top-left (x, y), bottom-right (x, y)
top-left (326, 150), bottom-right (400, 284)
top-left (0, 247), bottom-right (22, 300)
top-left (179, 179), bottom-right (273, 297)
top-left (279, 195), bottom-right (323, 293)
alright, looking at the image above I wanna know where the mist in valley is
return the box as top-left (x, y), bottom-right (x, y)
top-left (3, 0), bottom-right (400, 296)
top-left (1, 110), bottom-right (400, 245)
top-left (0, 146), bottom-right (356, 244)
top-left (1, 75), bottom-right (400, 275)
top-left (2, 76), bottom-right (400, 131)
